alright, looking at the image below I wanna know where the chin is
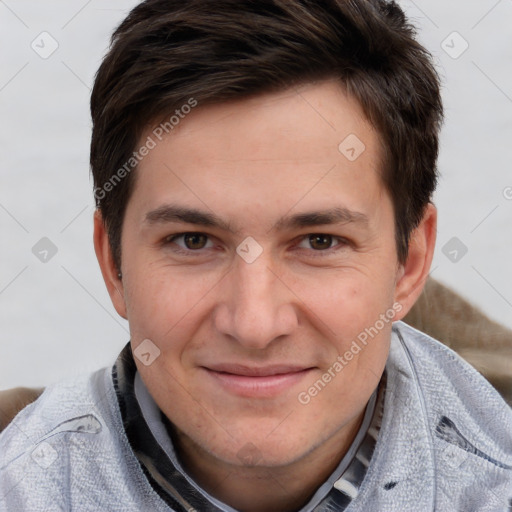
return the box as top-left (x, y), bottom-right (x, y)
top-left (202, 422), bottom-right (317, 469)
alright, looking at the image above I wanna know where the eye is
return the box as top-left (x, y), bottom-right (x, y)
top-left (165, 232), bottom-right (213, 251)
top-left (297, 234), bottom-right (344, 251)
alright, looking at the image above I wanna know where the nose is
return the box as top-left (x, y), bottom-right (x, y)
top-left (213, 253), bottom-right (299, 350)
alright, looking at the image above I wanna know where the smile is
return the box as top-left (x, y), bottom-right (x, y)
top-left (202, 365), bottom-right (315, 398)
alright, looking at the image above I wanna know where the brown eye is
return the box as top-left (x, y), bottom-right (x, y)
top-left (309, 234), bottom-right (333, 250)
top-left (183, 233), bottom-right (208, 249)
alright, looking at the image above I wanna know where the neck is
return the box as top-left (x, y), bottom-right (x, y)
top-left (171, 410), bottom-right (366, 512)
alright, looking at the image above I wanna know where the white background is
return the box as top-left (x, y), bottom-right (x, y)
top-left (1, 0), bottom-right (511, 389)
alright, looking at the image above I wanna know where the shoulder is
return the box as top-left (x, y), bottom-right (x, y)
top-left (0, 367), bottom-right (110, 447)
top-left (391, 320), bottom-right (511, 420)
top-left (387, 321), bottom-right (512, 508)
top-left (0, 367), bottom-right (164, 511)
top-left (0, 369), bottom-right (111, 480)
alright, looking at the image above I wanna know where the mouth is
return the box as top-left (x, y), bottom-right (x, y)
top-left (201, 364), bottom-right (315, 398)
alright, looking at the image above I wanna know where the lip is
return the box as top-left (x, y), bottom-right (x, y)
top-left (202, 364), bottom-right (315, 398)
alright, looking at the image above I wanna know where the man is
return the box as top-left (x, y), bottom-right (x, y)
top-left (1, 1), bottom-right (511, 510)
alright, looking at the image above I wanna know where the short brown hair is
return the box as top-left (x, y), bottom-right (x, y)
top-left (90, 0), bottom-right (443, 270)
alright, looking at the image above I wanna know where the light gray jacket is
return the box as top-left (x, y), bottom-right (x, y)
top-left (1, 321), bottom-right (511, 511)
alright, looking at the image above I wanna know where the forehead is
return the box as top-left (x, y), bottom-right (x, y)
top-left (129, 80), bottom-right (387, 224)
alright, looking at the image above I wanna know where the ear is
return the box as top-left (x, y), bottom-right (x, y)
top-left (93, 210), bottom-right (128, 319)
top-left (393, 203), bottom-right (437, 321)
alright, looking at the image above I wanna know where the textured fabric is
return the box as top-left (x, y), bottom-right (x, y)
top-left (1, 321), bottom-right (511, 511)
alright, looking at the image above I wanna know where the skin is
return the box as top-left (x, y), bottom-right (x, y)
top-left (94, 79), bottom-right (436, 512)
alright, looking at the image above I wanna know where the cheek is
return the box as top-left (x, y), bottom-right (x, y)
top-left (296, 270), bottom-right (396, 391)
top-left (298, 270), bottom-right (397, 336)
top-left (122, 265), bottom-right (213, 345)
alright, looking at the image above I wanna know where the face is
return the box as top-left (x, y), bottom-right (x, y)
top-left (99, 80), bottom-right (421, 470)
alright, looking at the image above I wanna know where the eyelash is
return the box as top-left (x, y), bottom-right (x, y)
top-left (163, 232), bottom-right (349, 258)
top-left (162, 233), bottom-right (212, 257)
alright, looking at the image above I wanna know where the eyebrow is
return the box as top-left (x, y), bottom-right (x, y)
top-left (144, 204), bottom-right (369, 233)
top-left (144, 205), bottom-right (235, 232)
top-left (273, 207), bottom-right (369, 231)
